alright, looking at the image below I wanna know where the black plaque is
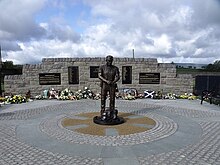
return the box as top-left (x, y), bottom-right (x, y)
top-left (68, 66), bottom-right (79, 84)
top-left (90, 66), bottom-right (99, 78)
top-left (139, 73), bottom-right (160, 84)
top-left (39, 73), bottom-right (61, 85)
top-left (122, 66), bottom-right (132, 84)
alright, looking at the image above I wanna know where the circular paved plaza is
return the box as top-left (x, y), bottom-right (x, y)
top-left (0, 99), bottom-right (220, 165)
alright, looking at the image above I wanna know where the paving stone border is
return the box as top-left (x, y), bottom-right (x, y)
top-left (137, 122), bottom-right (220, 165)
top-left (160, 106), bottom-right (220, 118)
top-left (0, 124), bottom-right (103, 165)
top-left (0, 102), bottom-right (82, 120)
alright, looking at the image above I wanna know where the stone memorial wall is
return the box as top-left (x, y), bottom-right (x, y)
top-left (4, 57), bottom-right (194, 96)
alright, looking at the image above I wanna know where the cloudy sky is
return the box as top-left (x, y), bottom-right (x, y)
top-left (0, 0), bottom-right (220, 64)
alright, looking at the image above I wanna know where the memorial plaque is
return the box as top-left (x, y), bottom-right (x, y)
top-left (122, 66), bottom-right (132, 84)
top-left (68, 66), bottom-right (79, 84)
top-left (39, 73), bottom-right (61, 85)
top-left (139, 73), bottom-right (160, 84)
top-left (90, 66), bottom-right (99, 78)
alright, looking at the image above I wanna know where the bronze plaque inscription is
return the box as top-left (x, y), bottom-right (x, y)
top-left (68, 66), bottom-right (79, 84)
top-left (90, 66), bottom-right (99, 78)
top-left (39, 73), bottom-right (61, 85)
top-left (139, 73), bottom-right (160, 84)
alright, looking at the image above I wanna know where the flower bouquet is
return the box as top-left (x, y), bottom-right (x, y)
top-left (5, 95), bottom-right (27, 104)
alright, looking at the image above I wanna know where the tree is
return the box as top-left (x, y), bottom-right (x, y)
top-left (1, 61), bottom-right (22, 74)
top-left (3, 61), bottom-right (14, 69)
top-left (205, 60), bottom-right (220, 72)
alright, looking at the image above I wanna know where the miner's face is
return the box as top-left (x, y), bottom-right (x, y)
top-left (106, 57), bottom-right (113, 66)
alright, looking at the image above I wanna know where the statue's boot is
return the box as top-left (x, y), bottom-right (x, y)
top-left (100, 100), bottom-right (105, 116)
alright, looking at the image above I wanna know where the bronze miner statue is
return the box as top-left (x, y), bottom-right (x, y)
top-left (93, 55), bottom-right (124, 125)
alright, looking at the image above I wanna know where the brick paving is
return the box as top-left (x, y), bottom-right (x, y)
top-left (138, 122), bottom-right (220, 165)
top-left (0, 99), bottom-right (220, 165)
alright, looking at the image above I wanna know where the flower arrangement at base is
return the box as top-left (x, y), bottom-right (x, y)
top-left (49, 88), bottom-right (59, 99)
top-left (153, 91), bottom-right (163, 99)
top-left (35, 95), bottom-right (44, 100)
top-left (5, 95), bottom-right (27, 104)
top-left (177, 93), bottom-right (197, 100)
top-left (58, 88), bottom-right (74, 100)
top-left (0, 97), bottom-right (6, 105)
top-left (74, 90), bottom-right (83, 100)
top-left (188, 95), bottom-right (197, 100)
top-left (164, 93), bottom-right (177, 99)
top-left (73, 87), bottom-right (95, 100)
top-left (138, 94), bottom-right (144, 98)
top-left (178, 93), bottom-right (189, 99)
top-left (0, 97), bottom-right (6, 102)
top-left (123, 93), bottom-right (135, 100)
top-left (35, 90), bottom-right (50, 99)
top-left (187, 93), bottom-right (197, 100)
top-left (69, 95), bottom-right (77, 100)
top-left (81, 87), bottom-right (95, 99)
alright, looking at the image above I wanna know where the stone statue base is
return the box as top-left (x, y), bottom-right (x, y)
top-left (93, 109), bottom-right (125, 125)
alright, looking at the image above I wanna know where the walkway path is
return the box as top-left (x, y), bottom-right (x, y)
top-left (0, 99), bottom-right (219, 165)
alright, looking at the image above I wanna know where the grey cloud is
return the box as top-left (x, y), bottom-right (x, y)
top-left (0, 41), bottom-right (22, 51)
top-left (6, 53), bottom-right (41, 64)
top-left (84, 0), bottom-right (220, 62)
top-left (0, 0), bottom-right (81, 46)
top-left (190, 0), bottom-right (220, 27)
top-left (194, 37), bottom-right (211, 48)
top-left (0, 0), bottom-right (46, 41)
top-left (46, 24), bottom-right (81, 42)
top-left (2, 0), bottom-right (220, 64)
top-left (147, 47), bottom-right (177, 58)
